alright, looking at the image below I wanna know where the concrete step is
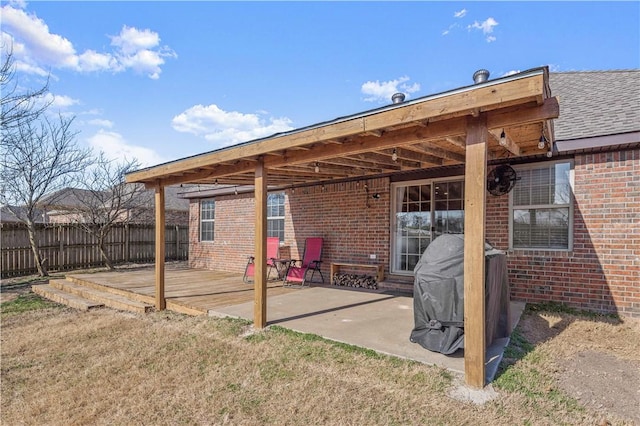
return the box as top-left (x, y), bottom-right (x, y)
top-left (49, 279), bottom-right (153, 314)
top-left (32, 284), bottom-right (104, 311)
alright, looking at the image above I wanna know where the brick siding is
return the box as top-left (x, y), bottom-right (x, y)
top-left (189, 151), bottom-right (639, 318)
top-left (486, 149), bottom-right (639, 317)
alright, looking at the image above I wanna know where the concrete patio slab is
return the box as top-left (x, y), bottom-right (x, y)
top-left (210, 285), bottom-right (525, 383)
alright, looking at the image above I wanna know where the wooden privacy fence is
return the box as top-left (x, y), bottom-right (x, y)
top-left (1, 223), bottom-right (189, 278)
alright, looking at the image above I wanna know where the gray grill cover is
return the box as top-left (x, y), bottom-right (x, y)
top-left (410, 234), bottom-right (509, 355)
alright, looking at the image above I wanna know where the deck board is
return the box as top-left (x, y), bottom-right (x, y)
top-left (68, 266), bottom-right (299, 315)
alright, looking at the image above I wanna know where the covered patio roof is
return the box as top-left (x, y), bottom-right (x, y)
top-left (127, 67), bottom-right (557, 189)
top-left (126, 66), bottom-right (560, 389)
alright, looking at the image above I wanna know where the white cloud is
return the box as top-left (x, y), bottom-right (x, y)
top-left (502, 70), bottom-right (520, 77)
top-left (1, 5), bottom-right (176, 79)
top-left (454, 9), bottom-right (467, 18)
top-left (361, 76), bottom-right (421, 103)
top-left (87, 130), bottom-right (165, 167)
top-left (468, 17), bottom-right (499, 42)
top-left (88, 119), bottom-right (114, 128)
top-left (7, 0), bottom-right (27, 8)
top-left (44, 93), bottom-right (80, 109)
top-left (171, 104), bottom-right (294, 148)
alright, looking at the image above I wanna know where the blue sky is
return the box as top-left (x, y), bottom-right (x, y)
top-left (2, 1), bottom-right (639, 168)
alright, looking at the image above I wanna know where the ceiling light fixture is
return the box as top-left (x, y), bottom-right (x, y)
top-left (538, 135), bottom-right (546, 150)
top-left (315, 162), bottom-right (320, 173)
top-left (499, 130), bottom-right (507, 147)
top-left (234, 186), bottom-right (238, 196)
top-left (391, 148), bottom-right (398, 162)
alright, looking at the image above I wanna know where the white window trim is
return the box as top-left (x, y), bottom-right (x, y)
top-left (267, 192), bottom-right (286, 242)
top-left (390, 176), bottom-right (464, 275)
top-left (200, 199), bottom-right (215, 242)
top-left (508, 160), bottom-right (574, 251)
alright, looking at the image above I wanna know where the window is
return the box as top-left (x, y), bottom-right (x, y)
top-left (267, 193), bottom-right (285, 242)
top-left (392, 178), bottom-right (464, 274)
top-left (510, 161), bottom-right (573, 250)
top-left (200, 199), bottom-right (215, 242)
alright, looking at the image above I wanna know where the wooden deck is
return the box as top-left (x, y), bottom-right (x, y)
top-left (67, 265), bottom-right (299, 316)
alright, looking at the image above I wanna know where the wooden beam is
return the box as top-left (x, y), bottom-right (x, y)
top-left (489, 129), bottom-right (521, 156)
top-left (363, 74), bottom-right (544, 130)
top-left (412, 142), bottom-right (466, 163)
top-left (142, 160), bottom-right (258, 189)
top-left (392, 147), bottom-right (444, 166)
top-left (126, 72), bottom-right (547, 184)
top-left (463, 115), bottom-right (488, 388)
top-left (266, 117), bottom-right (468, 169)
top-left (133, 97), bottom-right (559, 188)
top-left (254, 161), bottom-right (268, 329)
top-left (486, 96), bottom-right (559, 130)
top-left (154, 184), bottom-right (166, 311)
top-left (445, 136), bottom-right (466, 150)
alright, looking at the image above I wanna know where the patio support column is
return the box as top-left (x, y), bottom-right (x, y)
top-left (254, 159), bottom-right (268, 328)
top-left (463, 114), bottom-right (488, 388)
top-left (155, 183), bottom-right (166, 311)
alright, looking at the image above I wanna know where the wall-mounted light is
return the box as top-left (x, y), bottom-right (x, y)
top-left (499, 130), bottom-right (507, 147)
top-left (214, 179), bottom-right (219, 188)
top-left (234, 186), bottom-right (238, 196)
top-left (314, 162), bottom-right (320, 173)
top-left (372, 193), bottom-right (381, 199)
top-left (546, 148), bottom-right (553, 158)
top-left (391, 148), bottom-right (398, 162)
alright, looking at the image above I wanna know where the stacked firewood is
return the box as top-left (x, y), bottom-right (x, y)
top-left (332, 273), bottom-right (378, 290)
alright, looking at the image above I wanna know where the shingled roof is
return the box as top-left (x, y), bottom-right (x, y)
top-left (550, 70), bottom-right (640, 141)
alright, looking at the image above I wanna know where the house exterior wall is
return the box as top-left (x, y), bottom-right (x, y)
top-left (488, 149), bottom-right (639, 317)
top-left (188, 150), bottom-right (639, 318)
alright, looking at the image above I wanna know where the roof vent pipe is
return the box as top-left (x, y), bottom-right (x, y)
top-left (391, 92), bottom-right (406, 104)
top-left (472, 69), bottom-right (490, 84)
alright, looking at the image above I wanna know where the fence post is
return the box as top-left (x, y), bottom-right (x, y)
top-left (175, 225), bottom-right (179, 260)
top-left (59, 225), bottom-right (64, 268)
top-left (125, 223), bottom-right (130, 262)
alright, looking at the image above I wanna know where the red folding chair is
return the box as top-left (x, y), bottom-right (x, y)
top-left (283, 237), bottom-right (324, 287)
top-left (243, 237), bottom-right (280, 283)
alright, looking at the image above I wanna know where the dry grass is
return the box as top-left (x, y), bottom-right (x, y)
top-left (2, 296), bottom-right (638, 425)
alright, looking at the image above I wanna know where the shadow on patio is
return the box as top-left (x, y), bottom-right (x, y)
top-left (67, 265), bottom-right (525, 382)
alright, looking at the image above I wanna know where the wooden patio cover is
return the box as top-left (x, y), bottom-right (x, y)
top-left (126, 66), bottom-right (559, 388)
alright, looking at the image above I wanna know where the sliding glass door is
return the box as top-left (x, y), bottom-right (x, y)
top-left (392, 179), bottom-right (464, 274)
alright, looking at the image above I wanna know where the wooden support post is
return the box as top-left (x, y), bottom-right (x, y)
top-left (254, 160), bottom-right (268, 328)
top-left (155, 184), bottom-right (166, 311)
top-left (463, 115), bottom-right (488, 388)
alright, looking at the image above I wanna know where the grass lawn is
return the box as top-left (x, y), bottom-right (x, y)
top-left (1, 291), bottom-right (638, 425)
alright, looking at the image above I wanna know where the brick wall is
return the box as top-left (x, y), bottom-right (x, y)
top-left (486, 149), bottom-right (640, 317)
top-left (189, 178), bottom-right (391, 281)
top-left (189, 151), bottom-right (639, 317)
top-left (189, 193), bottom-right (255, 272)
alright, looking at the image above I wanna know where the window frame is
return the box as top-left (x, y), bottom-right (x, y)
top-left (390, 176), bottom-right (464, 275)
top-left (508, 160), bottom-right (574, 251)
top-left (267, 192), bottom-right (285, 243)
top-left (200, 198), bottom-right (215, 242)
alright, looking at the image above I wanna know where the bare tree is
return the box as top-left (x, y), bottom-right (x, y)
top-left (1, 115), bottom-right (91, 276)
top-left (1, 45), bottom-right (50, 131)
top-left (69, 154), bottom-right (152, 269)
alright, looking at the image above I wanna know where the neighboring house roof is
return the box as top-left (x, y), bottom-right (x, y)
top-left (550, 70), bottom-right (640, 151)
top-left (38, 185), bottom-right (189, 212)
top-left (39, 187), bottom-right (96, 209)
top-left (0, 205), bottom-right (47, 223)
